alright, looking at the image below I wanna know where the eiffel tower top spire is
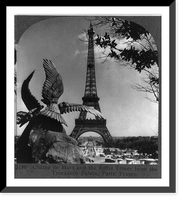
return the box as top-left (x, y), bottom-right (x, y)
top-left (88, 22), bottom-right (94, 35)
top-left (83, 23), bottom-right (98, 98)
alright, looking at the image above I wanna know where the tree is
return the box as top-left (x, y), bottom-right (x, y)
top-left (103, 148), bottom-right (111, 155)
top-left (90, 17), bottom-right (159, 102)
top-left (14, 69), bottom-right (17, 95)
top-left (108, 136), bottom-right (158, 158)
top-left (132, 67), bottom-right (159, 102)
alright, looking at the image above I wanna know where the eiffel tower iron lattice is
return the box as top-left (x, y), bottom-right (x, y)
top-left (70, 23), bottom-right (113, 145)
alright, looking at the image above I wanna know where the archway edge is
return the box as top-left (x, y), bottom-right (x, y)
top-left (15, 16), bottom-right (160, 53)
top-left (15, 16), bottom-right (60, 44)
top-left (75, 129), bottom-right (106, 142)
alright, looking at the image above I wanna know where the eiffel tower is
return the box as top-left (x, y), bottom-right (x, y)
top-left (70, 23), bottom-right (113, 145)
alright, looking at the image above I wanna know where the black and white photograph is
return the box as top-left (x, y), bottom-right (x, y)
top-left (4, 4), bottom-right (176, 194)
top-left (14, 15), bottom-right (160, 178)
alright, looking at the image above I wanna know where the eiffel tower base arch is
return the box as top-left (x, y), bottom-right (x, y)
top-left (70, 119), bottom-right (113, 146)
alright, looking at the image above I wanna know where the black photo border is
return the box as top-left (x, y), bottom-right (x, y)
top-left (3, 2), bottom-right (176, 193)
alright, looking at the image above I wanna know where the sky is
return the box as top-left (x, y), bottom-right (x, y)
top-left (16, 16), bottom-right (159, 138)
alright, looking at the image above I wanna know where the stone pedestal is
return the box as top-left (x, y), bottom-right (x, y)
top-left (17, 126), bottom-right (85, 164)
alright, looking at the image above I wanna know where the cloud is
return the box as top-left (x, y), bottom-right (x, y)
top-left (93, 36), bottom-right (129, 63)
top-left (77, 32), bottom-right (88, 42)
top-left (74, 49), bottom-right (80, 56)
top-left (115, 37), bottom-right (129, 49)
top-left (94, 45), bottom-right (111, 63)
top-left (73, 48), bottom-right (89, 59)
top-left (76, 33), bottom-right (122, 63)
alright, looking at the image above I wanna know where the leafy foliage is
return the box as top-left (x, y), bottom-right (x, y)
top-left (105, 136), bottom-right (158, 158)
top-left (114, 20), bottom-right (149, 40)
top-left (94, 21), bottom-right (158, 73)
top-left (92, 17), bottom-right (159, 102)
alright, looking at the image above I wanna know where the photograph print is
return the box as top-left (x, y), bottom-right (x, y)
top-left (14, 15), bottom-right (160, 178)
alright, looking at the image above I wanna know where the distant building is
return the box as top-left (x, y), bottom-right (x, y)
top-left (79, 136), bottom-right (96, 157)
top-left (86, 137), bottom-right (96, 157)
top-left (95, 146), bottom-right (103, 156)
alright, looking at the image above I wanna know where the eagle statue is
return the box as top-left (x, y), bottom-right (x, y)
top-left (16, 59), bottom-right (103, 163)
top-left (17, 59), bottom-right (103, 127)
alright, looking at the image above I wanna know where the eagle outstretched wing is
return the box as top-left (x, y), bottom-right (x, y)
top-left (41, 59), bottom-right (64, 105)
top-left (21, 70), bottom-right (42, 111)
top-left (58, 102), bottom-right (104, 119)
top-left (18, 71), bottom-right (43, 127)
